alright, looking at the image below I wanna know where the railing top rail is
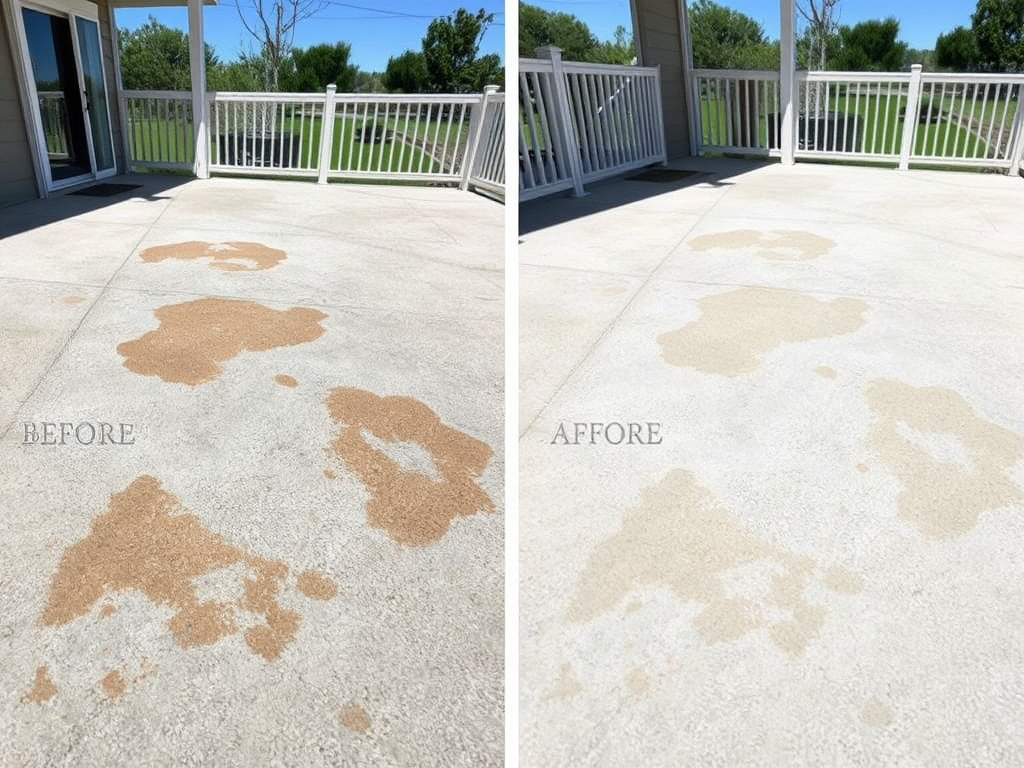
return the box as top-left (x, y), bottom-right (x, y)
top-left (520, 58), bottom-right (555, 73)
top-left (561, 61), bottom-right (659, 76)
top-left (693, 68), bottom-right (781, 80)
top-left (121, 89), bottom-right (195, 99)
top-left (921, 72), bottom-right (1024, 84)
top-left (208, 91), bottom-right (484, 104)
top-left (800, 70), bottom-right (912, 82)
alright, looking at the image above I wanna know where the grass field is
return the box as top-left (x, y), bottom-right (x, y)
top-left (127, 112), bottom-right (457, 175)
top-left (698, 86), bottom-right (1007, 161)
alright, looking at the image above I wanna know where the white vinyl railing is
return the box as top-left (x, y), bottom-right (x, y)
top-left (121, 90), bottom-right (195, 168)
top-left (121, 85), bottom-right (505, 197)
top-left (693, 66), bottom-right (1024, 173)
top-left (467, 89), bottom-right (505, 196)
top-left (693, 69), bottom-right (782, 155)
top-left (520, 47), bottom-right (667, 202)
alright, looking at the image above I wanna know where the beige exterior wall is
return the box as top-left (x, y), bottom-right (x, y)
top-left (633, 0), bottom-right (692, 159)
top-left (0, 6), bottom-right (39, 206)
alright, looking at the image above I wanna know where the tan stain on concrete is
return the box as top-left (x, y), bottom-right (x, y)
top-left (61, 296), bottom-right (85, 305)
top-left (274, 374), bottom-right (298, 388)
top-left (823, 566), bottom-right (864, 595)
top-left (856, 463), bottom-right (869, 473)
top-left (568, 469), bottom-right (856, 656)
top-left (39, 475), bottom-right (326, 662)
top-left (325, 387), bottom-right (495, 546)
top-left (602, 285), bottom-right (628, 296)
top-left (624, 598), bottom-right (642, 614)
top-left (625, 668), bottom-right (650, 695)
top-left (22, 666), bottom-right (57, 704)
top-left (323, 469), bottom-right (336, 480)
top-left (816, 365), bottom-right (838, 379)
top-left (140, 241), bottom-right (286, 271)
top-left (100, 670), bottom-right (126, 699)
top-left (297, 570), bottom-right (338, 600)
top-left (543, 663), bottom-right (582, 701)
top-left (658, 288), bottom-right (867, 376)
top-left (861, 697), bottom-right (894, 728)
top-left (339, 703), bottom-right (371, 732)
top-left (688, 229), bottom-right (835, 261)
top-left (117, 298), bottom-right (326, 385)
top-left (99, 602), bottom-right (115, 618)
top-left (865, 379), bottom-right (1024, 538)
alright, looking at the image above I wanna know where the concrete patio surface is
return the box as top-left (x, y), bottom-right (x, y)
top-left (0, 175), bottom-right (503, 767)
top-left (519, 158), bottom-right (1024, 766)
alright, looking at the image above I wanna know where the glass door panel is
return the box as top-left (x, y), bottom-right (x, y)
top-left (73, 16), bottom-right (114, 173)
top-left (21, 7), bottom-right (90, 182)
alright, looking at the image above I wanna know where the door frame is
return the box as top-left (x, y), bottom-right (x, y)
top-left (10, 0), bottom-right (118, 192)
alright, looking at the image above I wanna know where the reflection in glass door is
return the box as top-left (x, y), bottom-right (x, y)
top-left (21, 6), bottom-right (91, 182)
top-left (74, 16), bottom-right (115, 174)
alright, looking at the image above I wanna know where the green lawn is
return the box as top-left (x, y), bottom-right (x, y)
top-left (698, 85), bottom-right (1002, 161)
top-left (128, 111), bottom-right (459, 175)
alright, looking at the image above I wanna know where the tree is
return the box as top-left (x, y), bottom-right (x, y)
top-left (689, 0), bottom-right (778, 70)
top-left (971, 0), bottom-right (1024, 72)
top-left (354, 70), bottom-right (385, 93)
top-left (422, 8), bottom-right (502, 93)
top-left (235, 0), bottom-right (327, 91)
top-left (935, 26), bottom-right (979, 71)
top-left (118, 17), bottom-right (219, 90)
top-left (286, 43), bottom-right (357, 91)
top-left (798, 0), bottom-right (842, 71)
top-left (383, 50), bottom-right (429, 93)
top-left (834, 18), bottom-right (908, 71)
top-left (519, 2), bottom-right (597, 60)
top-left (590, 25), bottom-right (636, 65)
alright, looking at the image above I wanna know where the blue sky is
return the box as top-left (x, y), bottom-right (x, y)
top-left (114, 2), bottom-right (504, 72)
top-left (526, 0), bottom-right (978, 50)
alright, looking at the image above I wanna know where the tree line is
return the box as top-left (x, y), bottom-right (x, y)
top-left (517, 0), bottom-right (1024, 74)
top-left (118, 7), bottom-right (502, 94)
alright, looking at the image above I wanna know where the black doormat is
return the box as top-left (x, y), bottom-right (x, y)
top-left (628, 169), bottom-right (703, 183)
top-left (69, 183), bottom-right (142, 197)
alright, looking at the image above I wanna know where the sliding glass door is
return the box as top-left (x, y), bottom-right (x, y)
top-left (18, 2), bottom-right (116, 190)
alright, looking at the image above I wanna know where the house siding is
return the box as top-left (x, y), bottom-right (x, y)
top-left (634, 0), bottom-right (692, 159)
top-left (0, 6), bottom-right (39, 206)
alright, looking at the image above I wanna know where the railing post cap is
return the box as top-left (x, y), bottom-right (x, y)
top-left (483, 84), bottom-right (500, 94)
top-left (535, 45), bottom-right (563, 60)
top-left (326, 83), bottom-right (337, 93)
top-left (911, 64), bottom-right (923, 72)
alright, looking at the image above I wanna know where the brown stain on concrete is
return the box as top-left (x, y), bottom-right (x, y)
top-left (323, 469), bottom-right (336, 480)
top-left (861, 696), bottom-right (894, 728)
top-left (325, 387), bottom-right (495, 546)
top-left (823, 565), bottom-right (864, 594)
top-left (297, 570), bottom-right (338, 600)
top-left (856, 463), bottom-right (869, 473)
top-left (100, 670), bottom-right (126, 699)
top-left (865, 379), bottom-right (1024, 538)
top-left (117, 298), bottom-right (326, 385)
top-left (99, 602), bottom-right (115, 618)
top-left (140, 241), bottom-right (286, 271)
top-left (39, 475), bottom-right (322, 662)
top-left (543, 663), bottom-right (582, 701)
top-left (625, 668), bottom-right (650, 695)
top-left (657, 288), bottom-right (867, 376)
top-left (688, 229), bottom-right (836, 261)
top-left (816, 365), bottom-right (838, 379)
top-left (61, 296), bottom-right (85, 305)
top-left (22, 666), bottom-right (57, 704)
top-left (567, 469), bottom-right (857, 656)
top-left (274, 374), bottom-right (298, 388)
top-left (339, 703), bottom-right (371, 732)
